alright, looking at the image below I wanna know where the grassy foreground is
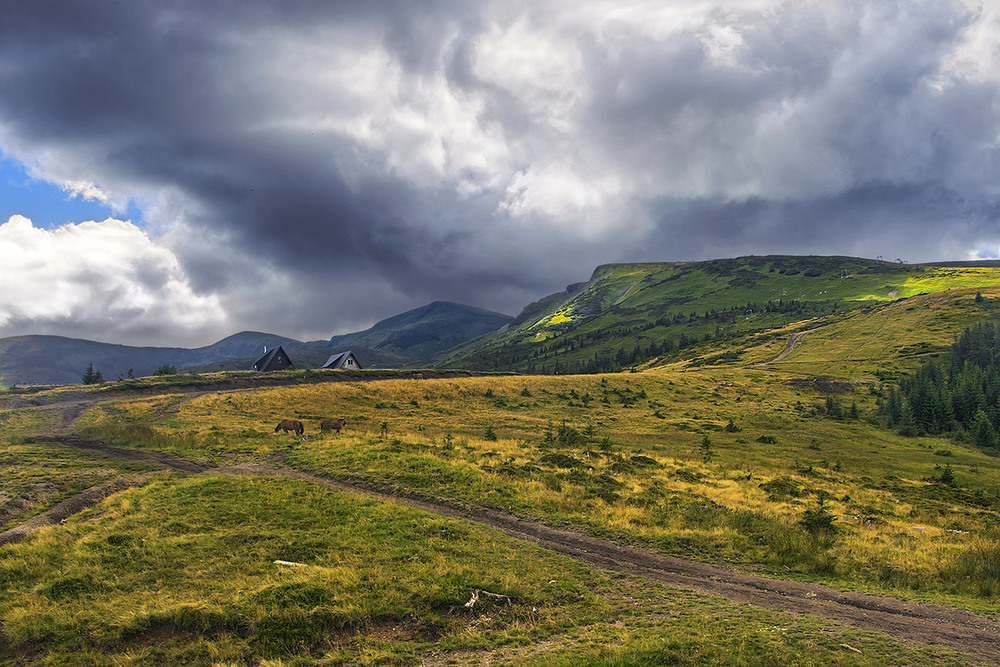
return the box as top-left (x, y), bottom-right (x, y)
top-left (0, 475), bottom-right (971, 666)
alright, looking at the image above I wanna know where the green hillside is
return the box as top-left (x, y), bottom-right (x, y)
top-left (730, 288), bottom-right (1000, 381)
top-left (441, 256), bottom-right (1000, 374)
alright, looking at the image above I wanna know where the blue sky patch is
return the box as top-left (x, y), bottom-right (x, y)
top-left (0, 154), bottom-right (127, 228)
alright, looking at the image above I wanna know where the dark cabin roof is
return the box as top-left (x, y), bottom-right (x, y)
top-left (252, 345), bottom-right (296, 372)
top-left (322, 350), bottom-right (361, 369)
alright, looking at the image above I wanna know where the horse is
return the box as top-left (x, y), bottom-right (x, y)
top-left (320, 418), bottom-right (346, 434)
top-left (274, 419), bottom-right (304, 436)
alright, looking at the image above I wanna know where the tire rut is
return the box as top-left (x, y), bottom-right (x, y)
top-left (24, 435), bottom-right (210, 473)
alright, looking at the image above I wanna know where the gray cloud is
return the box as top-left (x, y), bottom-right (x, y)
top-left (0, 0), bottom-right (998, 346)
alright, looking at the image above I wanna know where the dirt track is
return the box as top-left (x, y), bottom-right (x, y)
top-left (3, 440), bottom-right (1000, 664)
top-left (744, 327), bottom-right (823, 368)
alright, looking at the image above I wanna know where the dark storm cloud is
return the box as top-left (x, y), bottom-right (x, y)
top-left (640, 182), bottom-right (974, 264)
top-left (0, 0), bottom-right (998, 345)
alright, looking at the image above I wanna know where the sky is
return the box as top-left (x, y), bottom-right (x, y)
top-left (1, 0), bottom-right (999, 347)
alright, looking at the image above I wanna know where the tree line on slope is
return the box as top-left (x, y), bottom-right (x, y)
top-left (461, 299), bottom-right (838, 374)
top-left (883, 319), bottom-right (1000, 450)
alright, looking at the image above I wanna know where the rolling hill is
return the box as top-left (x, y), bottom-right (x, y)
top-left (439, 255), bottom-right (1000, 374)
top-left (6, 255), bottom-right (1000, 386)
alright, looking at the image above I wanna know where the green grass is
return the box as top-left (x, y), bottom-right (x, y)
top-left (442, 257), bottom-right (1000, 374)
top-left (53, 366), bottom-right (1000, 611)
top-left (758, 289), bottom-right (1000, 379)
top-left (518, 592), bottom-right (974, 666)
top-left (0, 476), bottom-right (974, 666)
top-left (0, 475), bottom-right (608, 664)
top-left (0, 439), bottom-right (162, 531)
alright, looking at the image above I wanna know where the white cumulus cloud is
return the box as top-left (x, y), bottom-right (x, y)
top-left (0, 215), bottom-right (225, 345)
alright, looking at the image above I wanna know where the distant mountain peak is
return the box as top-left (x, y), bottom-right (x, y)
top-left (0, 299), bottom-right (513, 385)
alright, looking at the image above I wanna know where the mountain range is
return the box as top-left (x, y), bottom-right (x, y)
top-left (0, 301), bottom-right (512, 386)
top-left (5, 255), bottom-right (1000, 387)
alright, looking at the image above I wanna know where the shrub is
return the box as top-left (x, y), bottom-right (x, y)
top-left (557, 423), bottom-right (586, 447)
top-left (540, 453), bottom-right (582, 469)
top-left (938, 463), bottom-right (957, 487)
top-left (699, 435), bottom-right (713, 462)
top-left (586, 473), bottom-right (625, 503)
top-left (799, 497), bottom-right (838, 537)
top-left (629, 455), bottom-right (658, 467)
top-left (759, 476), bottom-right (801, 501)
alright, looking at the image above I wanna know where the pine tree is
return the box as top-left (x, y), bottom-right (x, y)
top-left (894, 319), bottom-right (1000, 448)
top-left (970, 409), bottom-right (998, 449)
top-left (700, 434), bottom-right (714, 462)
top-left (897, 400), bottom-right (917, 436)
top-left (886, 386), bottom-right (902, 425)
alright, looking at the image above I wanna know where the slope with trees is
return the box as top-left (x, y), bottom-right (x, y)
top-left (440, 256), bottom-right (1000, 374)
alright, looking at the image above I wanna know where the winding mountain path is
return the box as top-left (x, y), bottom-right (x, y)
top-left (744, 326), bottom-right (824, 368)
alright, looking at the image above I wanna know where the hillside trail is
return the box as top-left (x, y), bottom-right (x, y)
top-left (743, 326), bottom-right (825, 368)
top-left (3, 429), bottom-right (1000, 664)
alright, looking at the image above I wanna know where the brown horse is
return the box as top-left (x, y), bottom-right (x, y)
top-left (274, 419), bottom-right (304, 436)
top-left (320, 418), bottom-right (346, 434)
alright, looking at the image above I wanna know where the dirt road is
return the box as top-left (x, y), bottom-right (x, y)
top-left (3, 442), bottom-right (999, 664)
top-left (744, 327), bottom-right (822, 368)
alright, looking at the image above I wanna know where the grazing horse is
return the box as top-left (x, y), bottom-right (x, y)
top-left (320, 418), bottom-right (346, 434)
top-left (274, 419), bottom-right (304, 436)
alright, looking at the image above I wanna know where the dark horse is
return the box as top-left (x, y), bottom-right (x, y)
top-left (320, 418), bottom-right (346, 434)
top-left (274, 419), bottom-right (304, 436)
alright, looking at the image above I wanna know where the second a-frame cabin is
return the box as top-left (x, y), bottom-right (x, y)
top-left (252, 345), bottom-right (296, 372)
top-left (322, 350), bottom-right (362, 370)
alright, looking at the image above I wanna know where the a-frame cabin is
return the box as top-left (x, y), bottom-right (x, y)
top-left (251, 345), bottom-right (296, 372)
top-left (322, 350), bottom-right (362, 370)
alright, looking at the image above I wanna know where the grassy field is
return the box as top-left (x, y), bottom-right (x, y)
top-left (3, 370), bottom-right (996, 664)
top-left (3, 475), bottom-right (973, 665)
top-left (70, 366), bottom-right (1000, 603)
top-left (2, 282), bottom-right (1000, 664)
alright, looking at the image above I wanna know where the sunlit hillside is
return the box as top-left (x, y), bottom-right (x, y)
top-left (442, 256), bottom-right (1000, 374)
